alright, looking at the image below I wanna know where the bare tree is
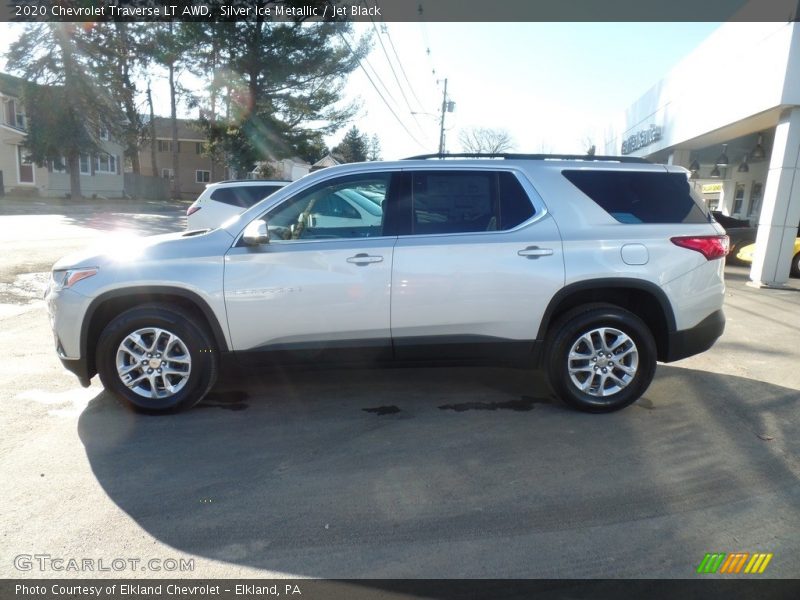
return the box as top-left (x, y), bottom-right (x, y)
top-left (581, 134), bottom-right (596, 156)
top-left (458, 128), bottom-right (514, 154)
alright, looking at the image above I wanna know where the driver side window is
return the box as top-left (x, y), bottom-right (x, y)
top-left (264, 173), bottom-right (390, 241)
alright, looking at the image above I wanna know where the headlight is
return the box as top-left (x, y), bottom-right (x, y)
top-left (51, 267), bottom-right (98, 289)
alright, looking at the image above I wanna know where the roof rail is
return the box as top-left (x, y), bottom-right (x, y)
top-left (215, 179), bottom-right (290, 184)
top-left (402, 152), bottom-right (650, 164)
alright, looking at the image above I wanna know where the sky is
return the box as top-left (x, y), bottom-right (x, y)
top-left (0, 21), bottom-right (722, 160)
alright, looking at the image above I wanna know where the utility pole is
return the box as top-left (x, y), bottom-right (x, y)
top-left (146, 82), bottom-right (158, 180)
top-left (438, 78), bottom-right (448, 155)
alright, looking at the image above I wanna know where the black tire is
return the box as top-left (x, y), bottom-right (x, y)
top-left (96, 303), bottom-right (218, 413)
top-left (545, 304), bottom-right (657, 413)
top-left (791, 252), bottom-right (800, 278)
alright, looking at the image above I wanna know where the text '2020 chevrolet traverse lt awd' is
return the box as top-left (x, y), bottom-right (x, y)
top-left (46, 154), bottom-right (727, 413)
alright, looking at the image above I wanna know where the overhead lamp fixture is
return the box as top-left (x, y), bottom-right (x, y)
top-left (715, 143), bottom-right (729, 166)
top-left (690, 169), bottom-right (699, 180)
top-left (689, 159), bottom-right (700, 172)
top-left (750, 133), bottom-right (766, 160)
top-left (737, 155), bottom-right (749, 173)
top-left (710, 165), bottom-right (721, 178)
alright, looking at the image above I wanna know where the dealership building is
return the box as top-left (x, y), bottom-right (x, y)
top-left (602, 20), bottom-right (800, 287)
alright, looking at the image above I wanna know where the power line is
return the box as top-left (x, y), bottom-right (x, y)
top-left (360, 2), bottom-right (428, 140)
top-left (364, 0), bottom-right (424, 114)
top-left (338, 32), bottom-right (427, 150)
top-left (358, 49), bottom-right (400, 110)
top-left (372, 0), bottom-right (428, 108)
top-left (382, 22), bottom-right (426, 111)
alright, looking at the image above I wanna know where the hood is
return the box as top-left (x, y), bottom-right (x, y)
top-left (51, 227), bottom-right (232, 271)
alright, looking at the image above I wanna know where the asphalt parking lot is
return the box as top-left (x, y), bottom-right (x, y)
top-left (1, 197), bottom-right (798, 579)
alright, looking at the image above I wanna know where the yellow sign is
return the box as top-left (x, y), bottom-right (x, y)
top-left (702, 183), bottom-right (723, 193)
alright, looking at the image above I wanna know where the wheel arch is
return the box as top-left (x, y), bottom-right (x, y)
top-left (537, 278), bottom-right (676, 362)
top-left (81, 287), bottom-right (229, 379)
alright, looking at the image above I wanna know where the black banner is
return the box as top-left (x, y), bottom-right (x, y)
top-left (3, 579), bottom-right (800, 600)
top-left (1, 0), bottom-right (800, 23)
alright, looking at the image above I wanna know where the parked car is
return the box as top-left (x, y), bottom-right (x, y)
top-left (736, 237), bottom-right (800, 277)
top-left (186, 180), bottom-right (290, 229)
top-left (711, 211), bottom-right (756, 264)
top-left (46, 154), bottom-right (728, 414)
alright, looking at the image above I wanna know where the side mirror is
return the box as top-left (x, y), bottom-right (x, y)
top-left (242, 219), bottom-right (270, 246)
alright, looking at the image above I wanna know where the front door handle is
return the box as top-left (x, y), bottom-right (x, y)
top-left (346, 253), bottom-right (384, 265)
top-left (518, 246), bottom-right (554, 258)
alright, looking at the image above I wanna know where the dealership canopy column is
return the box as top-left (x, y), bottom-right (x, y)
top-left (749, 107), bottom-right (800, 286)
top-left (603, 17), bottom-right (800, 287)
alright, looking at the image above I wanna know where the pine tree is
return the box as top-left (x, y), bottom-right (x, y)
top-left (7, 23), bottom-right (123, 198)
top-left (79, 22), bottom-right (154, 175)
top-left (334, 126), bottom-right (369, 163)
top-left (368, 134), bottom-right (382, 161)
top-left (198, 18), bottom-right (368, 173)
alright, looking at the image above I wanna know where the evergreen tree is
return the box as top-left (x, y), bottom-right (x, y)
top-left (333, 126), bottom-right (369, 163)
top-left (198, 18), bottom-right (368, 173)
top-left (79, 22), bottom-right (155, 175)
top-left (367, 134), bottom-right (382, 161)
top-left (7, 23), bottom-right (123, 198)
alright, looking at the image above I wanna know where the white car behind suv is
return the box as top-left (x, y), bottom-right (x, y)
top-left (186, 180), bottom-right (290, 229)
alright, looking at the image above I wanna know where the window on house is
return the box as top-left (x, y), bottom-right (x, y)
top-left (196, 170), bottom-right (210, 183)
top-left (95, 153), bottom-right (116, 173)
top-left (52, 157), bottom-right (67, 173)
top-left (157, 140), bottom-right (182, 153)
top-left (162, 168), bottom-right (174, 180)
top-left (99, 127), bottom-right (109, 141)
top-left (5, 99), bottom-right (16, 128)
top-left (80, 155), bottom-right (91, 175)
top-left (196, 142), bottom-right (204, 155)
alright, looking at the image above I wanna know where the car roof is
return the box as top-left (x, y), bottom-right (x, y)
top-left (207, 179), bottom-right (291, 188)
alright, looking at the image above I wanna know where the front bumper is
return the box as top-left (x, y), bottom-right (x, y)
top-left (59, 357), bottom-right (92, 387)
top-left (664, 309), bottom-right (725, 362)
top-left (45, 282), bottom-right (93, 385)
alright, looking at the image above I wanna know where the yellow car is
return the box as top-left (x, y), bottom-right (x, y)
top-left (736, 238), bottom-right (800, 277)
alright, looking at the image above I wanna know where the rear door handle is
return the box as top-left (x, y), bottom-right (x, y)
top-left (518, 246), bottom-right (554, 258)
top-left (346, 253), bottom-right (384, 265)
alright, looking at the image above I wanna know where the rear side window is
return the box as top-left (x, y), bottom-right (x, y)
top-left (210, 185), bottom-right (282, 208)
top-left (242, 185), bottom-right (283, 205)
top-left (409, 171), bottom-right (534, 235)
top-left (562, 170), bottom-right (708, 224)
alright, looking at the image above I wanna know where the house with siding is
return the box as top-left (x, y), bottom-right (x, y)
top-left (138, 117), bottom-right (226, 199)
top-left (0, 72), bottom-right (124, 198)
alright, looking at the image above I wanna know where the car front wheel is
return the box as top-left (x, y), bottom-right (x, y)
top-left (96, 303), bottom-right (218, 412)
top-left (545, 304), bottom-right (657, 413)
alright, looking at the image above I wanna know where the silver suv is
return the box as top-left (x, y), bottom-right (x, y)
top-left (45, 154), bottom-right (728, 413)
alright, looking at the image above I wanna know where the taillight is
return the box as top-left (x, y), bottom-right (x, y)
top-left (670, 235), bottom-right (729, 260)
top-left (187, 204), bottom-right (201, 216)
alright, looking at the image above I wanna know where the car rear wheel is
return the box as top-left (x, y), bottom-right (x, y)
top-left (96, 303), bottom-right (218, 412)
top-left (545, 304), bottom-right (657, 413)
top-left (791, 252), bottom-right (800, 278)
